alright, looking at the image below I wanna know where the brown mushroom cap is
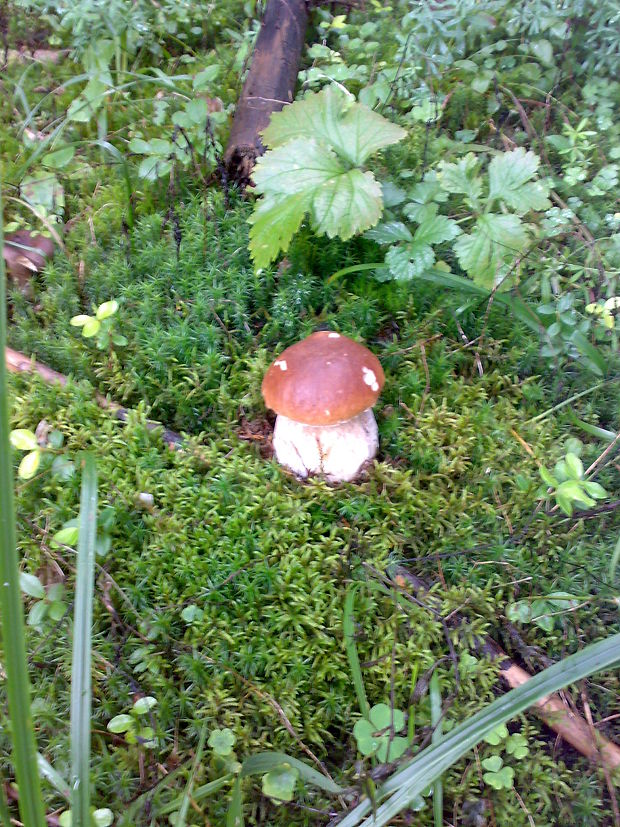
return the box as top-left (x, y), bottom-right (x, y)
top-left (262, 331), bottom-right (385, 425)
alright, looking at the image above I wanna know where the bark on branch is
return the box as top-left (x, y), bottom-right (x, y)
top-left (224, 0), bottom-right (309, 185)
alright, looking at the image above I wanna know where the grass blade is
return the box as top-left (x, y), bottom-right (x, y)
top-left (240, 752), bottom-right (343, 794)
top-left (226, 776), bottom-right (244, 827)
top-left (70, 454), bottom-right (98, 827)
top-left (37, 754), bottom-right (71, 800)
top-left (0, 182), bottom-right (47, 827)
top-left (337, 632), bottom-right (620, 826)
top-left (0, 768), bottom-right (11, 827)
top-left (174, 723), bottom-right (208, 826)
top-left (610, 534), bottom-right (620, 582)
top-left (344, 584), bottom-right (370, 720)
top-left (429, 672), bottom-right (443, 827)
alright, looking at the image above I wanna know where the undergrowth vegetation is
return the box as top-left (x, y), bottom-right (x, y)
top-left (1, 0), bottom-right (619, 824)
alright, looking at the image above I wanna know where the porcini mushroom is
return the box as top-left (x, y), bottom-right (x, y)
top-left (261, 331), bottom-right (385, 482)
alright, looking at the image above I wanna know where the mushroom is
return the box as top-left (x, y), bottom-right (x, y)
top-left (261, 331), bottom-right (385, 482)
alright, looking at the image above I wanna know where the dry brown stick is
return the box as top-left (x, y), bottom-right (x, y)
top-left (392, 567), bottom-right (620, 774)
top-left (5, 347), bottom-right (184, 447)
top-left (224, 0), bottom-right (309, 185)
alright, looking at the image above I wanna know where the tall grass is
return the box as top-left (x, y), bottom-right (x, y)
top-left (71, 454), bottom-right (98, 826)
top-left (0, 190), bottom-right (47, 824)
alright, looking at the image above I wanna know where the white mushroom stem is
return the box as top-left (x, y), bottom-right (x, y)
top-left (272, 408), bottom-right (379, 483)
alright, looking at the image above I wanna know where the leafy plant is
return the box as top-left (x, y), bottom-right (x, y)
top-left (336, 633), bottom-right (620, 826)
top-left (507, 593), bottom-right (580, 631)
top-left (248, 85), bottom-right (407, 269)
top-left (353, 703), bottom-right (409, 763)
top-left (480, 724), bottom-right (529, 789)
top-left (20, 573), bottom-right (67, 630)
top-left (70, 299), bottom-right (127, 349)
top-left (9, 425), bottom-right (72, 480)
top-left (107, 696), bottom-right (159, 748)
top-left (539, 442), bottom-right (608, 515)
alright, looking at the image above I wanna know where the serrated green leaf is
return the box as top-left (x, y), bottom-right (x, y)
top-left (438, 154), bottom-right (482, 206)
top-left (365, 221), bottom-right (412, 244)
top-left (488, 149), bottom-right (550, 214)
top-left (250, 139), bottom-right (384, 264)
top-left (385, 241), bottom-right (436, 281)
top-left (261, 85), bottom-right (406, 165)
top-left (252, 138), bottom-right (342, 196)
top-left (248, 192), bottom-right (309, 269)
top-left (453, 214), bottom-right (528, 287)
top-left (19, 572), bottom-right (45, 599)
top-left (413, 214), bottom-right (460, 246)
top-left (10, 429), bottom-right (38, 451)
top-left (19, 450), bottom-right (41, 479)
top-left (311, 168), bottom-right (382, 239)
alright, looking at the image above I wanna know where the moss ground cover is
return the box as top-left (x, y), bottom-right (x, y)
top-left (1, 1), bottom-right (619, 823)
top-left (5, 199), bottom-right (619, 822)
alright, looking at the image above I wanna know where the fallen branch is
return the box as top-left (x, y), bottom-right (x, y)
top-left (5, 348), bottom-right (183, 448)
top-left (224, 0), bottom-right (309, 185)
top-left (391, 567), bottom-right (620, 774)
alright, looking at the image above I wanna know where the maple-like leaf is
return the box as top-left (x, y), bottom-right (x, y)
top-left (249, 138), bottom-right (386, 267)
top-left (261, 85), bottom-right (407, 166)
top-left (488, 148), bottom-right (550, 214)
top-left (438, 154), bottom-right (483, 206)
top-left (453, 213), bottom-right (529, 287)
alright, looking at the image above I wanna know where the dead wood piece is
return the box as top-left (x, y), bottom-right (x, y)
top-left (5, 347), bottom-right (183, 448)
top-left (3, 230), bottom-right (55, 293)
top-left (392, 567), bottom-right (620, 773)
top-left (224, 0), bottom-right (309, 185)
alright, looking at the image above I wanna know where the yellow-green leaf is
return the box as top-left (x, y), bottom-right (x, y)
top-left (18, 450), bottom-right (41, 479)
top-left (10, 429), bottom-right (38, 451)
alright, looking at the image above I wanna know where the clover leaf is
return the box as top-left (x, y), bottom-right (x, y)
top-left (353, 703), bottom-right (408, 763)
top-left (208, 727), bottom-right (236, 757)
top-left (262, 764), bottom-right (300, 803)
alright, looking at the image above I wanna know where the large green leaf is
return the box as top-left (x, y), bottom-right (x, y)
top-left (250, 140), bottom-right (383, 267)
top-left (488, 148), bottom-right (550, 213)
top-left (438, 154), bottom-right (483, 207)
top-left (248, 193), bottom-right (309, 270)
top-left (261, 85), bottom-right (406, 165)
top-left (454, 213), bottom-right (529, 287)
top-left (385, 242), bottom-right (436, 280)
top-left (336, 633), bottom-right (620, 827)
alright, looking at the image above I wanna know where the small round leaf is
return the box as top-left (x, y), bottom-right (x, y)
top-left (20, 572), bottom-right (45, 599)
top-left (96, 300), bottom-right (119, 320)
top-left (10, 429), bottom-right (38, 451)
top-left (19, 450), bottom-right (41, 479)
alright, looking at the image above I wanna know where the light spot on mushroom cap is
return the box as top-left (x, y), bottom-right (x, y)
top-left (274, 359), bottom-right (288, 371)
top-left (328, 332), bottom-right (340, 338)
top-left (362, 366), bottom-right (379, 392)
